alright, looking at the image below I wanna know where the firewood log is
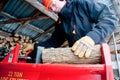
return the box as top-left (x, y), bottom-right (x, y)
top-left (0, 43), bottom-right (3, 48)
top-left (25, 36), bottom-right (29, 43)
top-left (42, 45), bottom-right (102, 64)
top-left (0, 33), bottom-right (35, 56)
top-left (0, 39), bottom-right (3, 44)
top-left (29, 40), bottom-right (33, 43)
top-left (13, 37), bottom-right (19, 42)
top-left (5, 37), bottom-right (10, 41)
top-left (14, 33), bottom-right (19, 37)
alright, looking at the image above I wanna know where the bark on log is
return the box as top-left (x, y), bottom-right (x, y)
top-left (42, 45), bottom-right (102, 64)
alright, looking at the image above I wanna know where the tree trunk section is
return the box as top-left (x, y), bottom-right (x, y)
top-left (42, 45), bottom-right (101, 64)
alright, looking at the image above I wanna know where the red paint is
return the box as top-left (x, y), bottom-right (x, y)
top-left (0, 43), bottom-right (114, 80)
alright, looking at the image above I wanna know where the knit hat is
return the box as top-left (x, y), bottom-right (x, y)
top-left (42, 0), bottom-right (52, 10)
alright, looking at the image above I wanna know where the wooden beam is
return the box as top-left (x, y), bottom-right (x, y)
top-left (0, 30), bottom-right (11, 37)
top-left (14, 20), bottom-right (52, 39)
top-left (27, 24), bottom-right (44, 33)
top-left (35, 26), bottom-right (55, 41)
top-left (14, 22), bottom-right (29, 33)
top-left (14, 11), bottom-right (47, 33)
top-left (0, 15), bottom-right (49, 24)
top-left (14, 11), bottom-right (42, 33)
top-left (0, 11), bottom-right (16, 19)
top-left (24, 0), bottom-right (58, 21)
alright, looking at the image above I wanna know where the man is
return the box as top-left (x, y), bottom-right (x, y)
top-left (24, 0), bottom-right (118, 63)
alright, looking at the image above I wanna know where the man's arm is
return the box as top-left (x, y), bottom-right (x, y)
top-left (71, 0), bottom-right (118, 58)
top-left (79, 0), bottom-right (118, 44)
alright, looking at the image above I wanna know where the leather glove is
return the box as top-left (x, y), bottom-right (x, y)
top-left (23, 43), bottom-right (34, 52)
top-left (71, 36), bottom-right (95, 58)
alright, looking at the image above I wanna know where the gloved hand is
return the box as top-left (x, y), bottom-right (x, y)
top-left (71, 36), bottom-right (95, 58)
top-left (23, 43), bottom-right (34, 52)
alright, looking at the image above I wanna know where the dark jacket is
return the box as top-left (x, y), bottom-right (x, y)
top-left (38, 0), bottom-right (118, 48)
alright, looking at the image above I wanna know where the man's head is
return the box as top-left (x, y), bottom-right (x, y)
top-left (42, 0), bottom-right (66, 13)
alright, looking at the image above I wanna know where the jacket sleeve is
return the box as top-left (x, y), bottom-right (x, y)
top-left (78, 0), bottom-right (118, 44)
top-left (35, 22), bottom-right (66, 48)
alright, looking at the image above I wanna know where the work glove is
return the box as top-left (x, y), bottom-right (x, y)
top-left (23, 43), bottom-right (34, 52)
top-left (71, 36), bottom-right (95, 58)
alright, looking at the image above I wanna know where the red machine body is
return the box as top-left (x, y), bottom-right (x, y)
top-left (0, 43), bottom-right (114, 80)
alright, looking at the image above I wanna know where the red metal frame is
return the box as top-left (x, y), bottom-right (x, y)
top-left (1, 43), bottom-right (20, 63)
top-left (0, 43), bottom-right (114, 80)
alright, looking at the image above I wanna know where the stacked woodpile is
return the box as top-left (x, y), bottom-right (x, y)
top-left (0, 34), bottom-right (36, 56)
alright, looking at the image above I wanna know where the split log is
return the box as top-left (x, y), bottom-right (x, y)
top-left (42, 45), bottom-right (102, 64)
top-left (14, 33), bottom-right (19, 37)
top-left (0, 39), bottom-right (3, 44)
top-left (0, 34), bottom-right (35, 56)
